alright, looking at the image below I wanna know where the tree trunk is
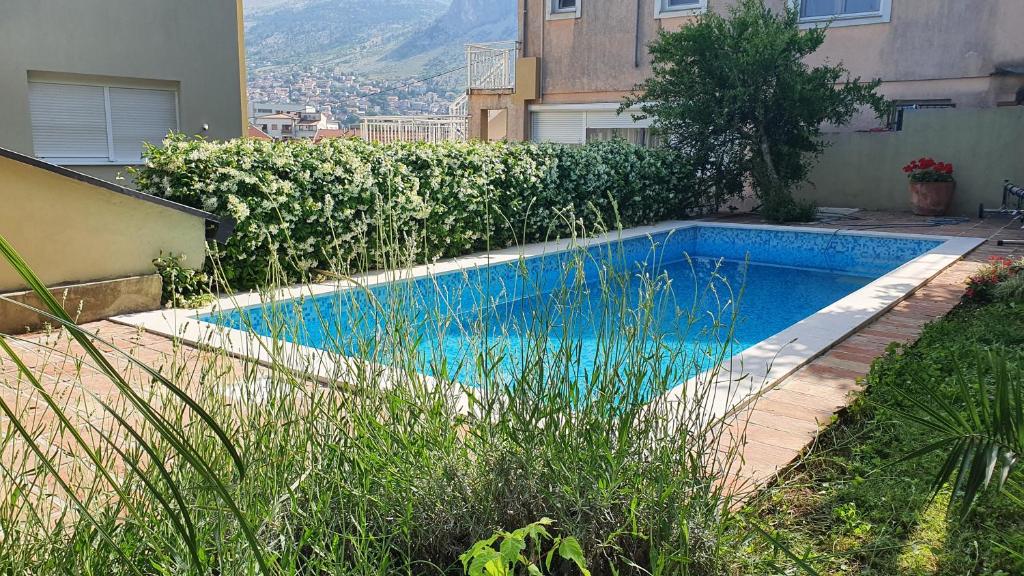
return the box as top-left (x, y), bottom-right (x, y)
top-left (757, 122), bottom-right (780, 195)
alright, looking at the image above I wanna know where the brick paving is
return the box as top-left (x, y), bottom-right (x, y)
top-left (1, 210), bottom-right (1022, 501)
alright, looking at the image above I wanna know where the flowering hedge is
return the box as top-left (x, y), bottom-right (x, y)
top-left (134, 136), bottom-right (698, 289)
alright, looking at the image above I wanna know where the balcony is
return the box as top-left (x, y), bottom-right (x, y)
top-left (466, 41), bottom-right (518, 91)
top-left (360, 115), bottom-right (469, 144)
top-left (358, 42), bottom-right (517, 144)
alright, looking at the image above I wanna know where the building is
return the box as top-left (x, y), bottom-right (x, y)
top-left (0, 0), bottom-right (247, 183)
top-left (0, 0), bottom-right (243, 318)
top-left (313, 128), bottom-right (359, 143)
top-left (466, 0), bottom-right (1024, 214)
top-left (252, 105), bottom-right (341, 141)
top-left (250, 102), bottom-right (308, 118)
top-left (248, 125), bottom-right (274, 140)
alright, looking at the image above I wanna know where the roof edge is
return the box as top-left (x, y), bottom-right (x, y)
top-left (0, 146), bottom-right (230, 235)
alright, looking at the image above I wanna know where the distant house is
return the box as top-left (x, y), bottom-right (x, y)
top-left (0, 0), bottom-right (247, 183)
top-left (247, 125), bottom-right (274, 140)
top-left (253, 105), bottom-right (341, 141)
top-left (253, 113), bottom-right (300, 140)
top-left (313, 128), bottom-right (359, 143)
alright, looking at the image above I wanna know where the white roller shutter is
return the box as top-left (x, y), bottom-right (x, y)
top-left (531, 111), bottom-right (586, 144)
top-left (585, 110), bottom-right (652, 130)
top-left (109, 87), bottom-right (178, 162)
top-left (29, 82), bottom-right (109, 159)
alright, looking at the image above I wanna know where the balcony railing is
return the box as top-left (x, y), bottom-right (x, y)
top-left (466, 41), bottom-right (518, 91)
top-left (360, 115), bottom-right (469, 144)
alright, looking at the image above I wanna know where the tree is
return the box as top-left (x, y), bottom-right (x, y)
top-left (623, 0), bottom-right (887, 222)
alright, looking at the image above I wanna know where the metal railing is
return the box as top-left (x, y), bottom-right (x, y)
top-left (360, 115), bottom-right (469, 144)
top-left (357, 42), bottom-right (516, 144)
top-left (466, 41), bottom-right (518, 90)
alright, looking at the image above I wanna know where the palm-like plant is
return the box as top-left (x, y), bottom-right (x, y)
top-left (896, 346), bottom-right (1023, 517)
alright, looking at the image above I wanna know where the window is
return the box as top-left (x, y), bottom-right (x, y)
top-left (586, 128), bottom-right (654, 147)
top-left (530, 105), bottom-right (654, 146)
top-left (546, 0), bottom-right (581, 20)
top-left (796, 0), bottom-right (891, 26)
top-left (655, 0), bottom-right (706, 18)
top-left (28, 81), bottom-right (178, 164)
top-left (885, 99), bottom-right (955, 131)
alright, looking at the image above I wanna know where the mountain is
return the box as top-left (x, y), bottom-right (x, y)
top-left (244, 0), bottom-right (517, 82)
top-left (244, 0), bottom-right (448, 75)
top-left (387, 0), bottom-right (518, 64)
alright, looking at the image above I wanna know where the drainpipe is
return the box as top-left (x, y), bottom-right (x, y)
top-left (519, 0), bottom-right (528, 56)
top-left (635, 0), bottom-right (642, 68)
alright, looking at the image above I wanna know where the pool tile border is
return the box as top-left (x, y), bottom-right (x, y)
top-left (111, 221), bottom-right (984, 421)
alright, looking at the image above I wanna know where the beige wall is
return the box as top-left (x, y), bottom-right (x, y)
top-left (0, 156), bottom-right (207, 292)
top-left (469, 92), bottom-right (529, 141)
top-left (0, 0), bottom-right (245, 183)
top-left (517, 0), bottom-right (1024, 109)
top-left (797, 107), bottom-right (1024, 216)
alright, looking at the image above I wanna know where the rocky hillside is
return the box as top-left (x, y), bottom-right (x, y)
top-left (387, 0), bottom-right (517, 62)
top-left (244, 0), bottom-right (517, 82)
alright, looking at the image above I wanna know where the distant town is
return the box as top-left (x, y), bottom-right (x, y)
top-left (247, 65), bottom-right (464, 131)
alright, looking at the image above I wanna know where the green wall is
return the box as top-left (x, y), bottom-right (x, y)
top-left (798, 107), bottom-right (1024, 216)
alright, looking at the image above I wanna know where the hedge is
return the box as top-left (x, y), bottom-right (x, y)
top-left (134, 136), bottom-right (699, 289)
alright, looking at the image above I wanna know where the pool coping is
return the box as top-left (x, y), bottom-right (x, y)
top-left (110, 221), bottom-right (985, 420)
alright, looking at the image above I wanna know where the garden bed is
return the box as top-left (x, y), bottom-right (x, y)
top-left (737, 299), bottom-right (1024, 575)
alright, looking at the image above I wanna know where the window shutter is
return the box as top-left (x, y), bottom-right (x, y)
top-left (28, 82), bottom-right (109, 159)
top-left (531, 111), bottom-right (585, 144)
top-left (585, 110), bottom-right (652, 130)
top-left (109, 88), bottom-right (178, 162)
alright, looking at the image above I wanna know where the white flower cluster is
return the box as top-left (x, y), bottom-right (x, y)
top-left (135, 136), bottom-right (695, 289)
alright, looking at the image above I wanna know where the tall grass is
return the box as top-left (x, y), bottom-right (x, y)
top-left (0, 214), bottom-right (768, 575)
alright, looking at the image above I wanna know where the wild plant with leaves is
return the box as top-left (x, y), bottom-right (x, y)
top-left (153, 252), bottom-right (214, 308)
top-left (624, 0), bottom-right (887, 222)
top-left (895, 347), bottom-right (1023, 518)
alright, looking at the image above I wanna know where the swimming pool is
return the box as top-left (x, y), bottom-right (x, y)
top-left (196, 224), bottom-right (948, 390)
top-left (116, 221), bottom-right (982, 417)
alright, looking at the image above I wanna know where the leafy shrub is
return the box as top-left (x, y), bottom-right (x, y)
top-left (994, 273), bottom-right (1024, 303)
top-left (459, 518), bottom-right (591, 576)
top-left (964, 255), bottom-right (1024, 303)
top-left (134, 136), bottom-right (698, 289)
top-left (152, 252), bottom-right (214, 308)
top-left (624, 0), bottom-right (886, 222)
top-left (759, 194), bottom-right (817, 223)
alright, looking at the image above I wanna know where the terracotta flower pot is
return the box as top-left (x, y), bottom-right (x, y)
top-left (909, 181), bottom-right (955, 216)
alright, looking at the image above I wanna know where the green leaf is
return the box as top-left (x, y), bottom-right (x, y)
top-left (556, 537), bottom-right (591, 576)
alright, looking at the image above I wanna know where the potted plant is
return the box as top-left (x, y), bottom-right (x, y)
top-left (903, 157), bottom-right (956, 216)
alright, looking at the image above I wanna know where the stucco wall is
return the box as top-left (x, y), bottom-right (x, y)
top-left (520, 0), bottom-right (1024, 107)
top-left (797, 107), bottom-right (1024, 216)
top-left (469, 92), bottom-right (528, 141)
top-left (0, 0), bottom-right (245, 183)
top-left (0, 156), bottom-right (207, 292)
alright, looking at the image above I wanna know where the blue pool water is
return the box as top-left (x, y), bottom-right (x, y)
top-left (201, 226), bottom-right (942, 385)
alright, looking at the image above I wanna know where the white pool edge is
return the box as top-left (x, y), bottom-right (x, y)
top-left (111, 221), bottom-right (985, 421)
